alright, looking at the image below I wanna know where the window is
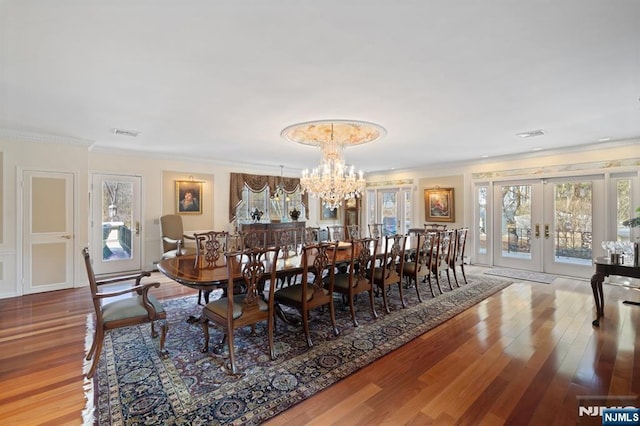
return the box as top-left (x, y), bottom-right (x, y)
top-left (615, 177), bottom-right (631, 241)
top-left (229, 172), bottom-right (307, 224)
top-left (365, 186), bottom-right (413, 236)
top-left (236, 185), bottom-right (305, 223)
top-left (477, 185), bottom-right (488, 254)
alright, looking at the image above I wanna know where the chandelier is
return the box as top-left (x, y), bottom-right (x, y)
top-left (270, 165), bottom-right (290, 202)
top-left (281, 119), bottom-right (385, 210)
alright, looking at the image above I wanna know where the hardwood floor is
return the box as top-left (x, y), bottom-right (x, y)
top-left (0, 266), bottom-right (638, 425)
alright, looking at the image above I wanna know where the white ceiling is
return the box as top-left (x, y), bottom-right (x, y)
top-left (1, 1), bottom-right (639, 174)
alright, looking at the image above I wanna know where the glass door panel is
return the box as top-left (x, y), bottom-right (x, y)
top-left (91, 173), bottom-right (142, 275)
top-left (478, 186), bottom-right (488, 254)
top-left (493, 176), bottom-right (604, 278)
top-left (379, 190), bottom-right (398, 236)
top-left (543, 176), bottom-right (603, 278)
top-left (493, 181), bottom-right (542, 271)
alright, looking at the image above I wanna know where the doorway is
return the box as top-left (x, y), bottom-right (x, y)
top-left (90, 173), bottom-right (142, 275)
top-left (492, 176), bottom-right (604, 278)
top-left (22, 170), bottom-right (75, 294)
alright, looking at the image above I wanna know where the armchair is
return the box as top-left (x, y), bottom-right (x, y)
top-left (82, 247), bottom-right (167, 378)
top-left (160, 214), bottom-right (196, 259)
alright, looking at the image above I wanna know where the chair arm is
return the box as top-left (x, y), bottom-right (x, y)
top-left (162, 236), bottom-right (181, 245)
top-left (94, 281), bottom-right (160, 299)
top-left (95, 271), bottom-right (152, 286)
top-left (162, 235), bottom-right (196, 244)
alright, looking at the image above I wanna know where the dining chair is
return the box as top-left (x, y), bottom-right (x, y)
top-left (193, 230), bottom-right (228, 304)
top-left (271, 228), bottom-right (298, 256)
top-left (401, 232), bottom-right (427, 303)
top-left (332, 237), bottom-right (379, 326)
top-left (160, 214), bottom-right (196, 259)
top-left (327, 225), bottom-right (346, 242)
top-left (450, 228), bottom-right (469, 285)
top-left (271, 228), bottom-right (299, 287)
top-left (194, 231), bottom-right (229, 263)
top-left (274, 242), bottom-right (339, 347)
top-left (346, 224), bottom-right (360, 240)
top-left (435, 230), bottom-right (455, 290)
top-left (200, 246), bottom-right (280, 374)
top-left (425, 223), bottom-right (448, 233)
top-left (82, 247), bottom-right (167, 378)
top-left (373, 234), bottom-right (407, 314)
top-left (303, 226), bottom-right (321, 245)
top-left (407, 227), bottom-right (426, 236)
top-left (368, 223), bottom-right (383, 240)
top-left (241, 229), bottom-right (269, 249)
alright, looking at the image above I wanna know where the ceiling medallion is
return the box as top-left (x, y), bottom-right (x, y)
top-left (281, 120), bottom-right (386, 210)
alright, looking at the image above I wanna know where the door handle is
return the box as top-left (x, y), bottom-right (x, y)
top-left (544, 224), bottom-right (550, 239)
top-left (61, 234), bottom-right (72, 239)
top-left (135, 221), bottom-right (140, 236)
top-left (535, 224), bottom-right (540, 238)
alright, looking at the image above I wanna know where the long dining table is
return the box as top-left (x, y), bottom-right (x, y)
top-left (157, 237), bottom-right (417, 292)
top-left (157, 243), bottom-right (359, 347)
top-left (157, 242), bottom-right (353, 291)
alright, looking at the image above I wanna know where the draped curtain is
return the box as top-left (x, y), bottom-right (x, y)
top-left (229, 172), bottom-right (308, 222)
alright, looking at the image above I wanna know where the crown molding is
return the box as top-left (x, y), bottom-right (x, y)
top-left (371, 137), bottom-right (640, 176)
top-left (0, 128), bottom-right (93, 147)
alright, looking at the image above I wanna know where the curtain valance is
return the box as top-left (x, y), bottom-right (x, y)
top-left (229, 172), bottom-right (308, 222)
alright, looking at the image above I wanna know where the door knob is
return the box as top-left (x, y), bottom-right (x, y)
top-left (535, 224), bottom-right (540, 238)
top-left (135, 221), bottom-right (140, 236)
top-left (544, 224), bottom-right (550, 239)
top-left (61, 234), bottom-right (72, 239)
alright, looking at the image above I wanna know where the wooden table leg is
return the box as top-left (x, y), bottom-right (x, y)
top-left (590, 272), bottom-right (606, 327)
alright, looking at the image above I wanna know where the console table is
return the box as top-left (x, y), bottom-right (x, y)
top-left (239, 221), bottom-right (305, 245)
top-left (590, 257), bottom-right (640, 327)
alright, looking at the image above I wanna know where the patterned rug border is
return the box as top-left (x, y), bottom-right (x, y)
top-left (484, 268), bottom-right (556, 284)
top-left (86, 274), bottom-right (513, 425)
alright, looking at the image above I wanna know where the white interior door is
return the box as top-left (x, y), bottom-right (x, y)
top-left (23, 170), bottom-right (75, 294)
top-left (91, 173), bottom-right (142, 275)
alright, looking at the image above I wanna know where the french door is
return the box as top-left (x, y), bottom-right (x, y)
top-left (90, 173), bottom-right (142, 275)
top-left (366, 187), bottom-right (412, 237)
top-left (493, 176), bottom-right (604, 278)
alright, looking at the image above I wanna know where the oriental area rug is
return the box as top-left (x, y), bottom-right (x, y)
top-left (84, 274), bottom-right (512, 425)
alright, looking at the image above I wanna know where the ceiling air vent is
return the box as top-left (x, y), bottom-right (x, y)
top-left (516, 129), bottom-right (545, 138)
top-left (112, 128), bottom-right (140, 137)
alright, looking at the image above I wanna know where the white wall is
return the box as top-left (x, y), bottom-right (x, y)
top-left (366, 141), bottom-right (640, 263)
top-left (0, 138), bottom-right (637, 298)
top-left (0, 138), bottom-right (89, 298)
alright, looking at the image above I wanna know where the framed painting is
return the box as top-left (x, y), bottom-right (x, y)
top-left (424, 187), bottom-right (454, 222)
top-left (176, 180), bottom-right (203, 214)
top-left (321, 202), bottom-right (339, 220)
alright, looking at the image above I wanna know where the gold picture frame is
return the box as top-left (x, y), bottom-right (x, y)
top-left (424, 187), bottom-right (454, 222)
top-left (176, 180), bottom-right (203, 214)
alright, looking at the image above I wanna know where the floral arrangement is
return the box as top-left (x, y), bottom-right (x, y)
top-left (622, 206), bottom-right (640, 228)
top-left (289, 207), bottom-right (300, 221)
top-left (250, 208), bottom-right (263, 222)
